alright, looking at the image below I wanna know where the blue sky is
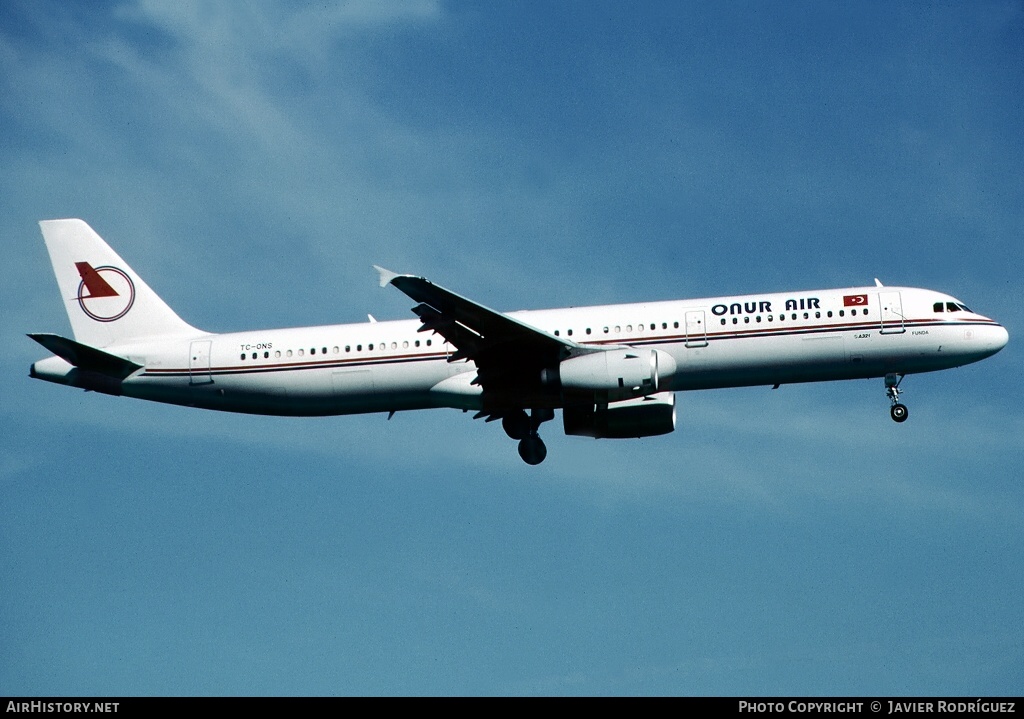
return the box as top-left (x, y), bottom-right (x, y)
top-left (2, 0), bottom-right (1022, 696)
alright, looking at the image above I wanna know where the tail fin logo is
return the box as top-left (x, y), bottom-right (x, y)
top-left (74, 262), bottom-right (135, 322)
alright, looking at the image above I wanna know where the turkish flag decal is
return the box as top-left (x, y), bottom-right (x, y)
top-left (843, 294), bottom-right (868, 306)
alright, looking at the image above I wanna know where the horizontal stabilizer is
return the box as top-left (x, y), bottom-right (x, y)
top-left (27, 333), bottom-right (142, 379)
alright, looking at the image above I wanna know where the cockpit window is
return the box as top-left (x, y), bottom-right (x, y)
top-left (936, 301), bottom-right (975, 314)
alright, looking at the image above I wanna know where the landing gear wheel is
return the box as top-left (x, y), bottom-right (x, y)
top-left (885, 373), bottom-right (909, 424)
top-left (890, 403), bottom-right (909, 423)
top-left (502, 410), bottom-right (530, 440)
top-left (518, 435), bottom-right (547, 465)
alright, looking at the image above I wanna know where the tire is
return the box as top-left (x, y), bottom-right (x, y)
top-left (517, 436), bottom-right (547, 465)
top-left (890, 403), bottom-right (909, 423)
top-left (502, 410), bottom-right (530, 440)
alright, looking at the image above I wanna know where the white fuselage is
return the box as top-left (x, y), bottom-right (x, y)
top-left (32, 285), bottom-right (1008, 417)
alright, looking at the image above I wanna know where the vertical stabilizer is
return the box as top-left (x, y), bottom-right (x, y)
top-left (38, 219), bottom-right (202, 348)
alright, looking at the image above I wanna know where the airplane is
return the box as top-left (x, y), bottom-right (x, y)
top-left (29, 219), bottom-right (1008, 465)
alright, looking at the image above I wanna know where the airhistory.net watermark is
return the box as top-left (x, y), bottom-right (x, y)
top-left (6, 703), bottom-right (118, 714)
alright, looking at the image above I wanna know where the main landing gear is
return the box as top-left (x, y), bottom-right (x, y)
top-left (885, 373), bottom-right (909, 423)
top-left (503, 408), bottom-right (554, 465)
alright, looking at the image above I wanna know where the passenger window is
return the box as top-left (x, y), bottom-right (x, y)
top-left (827, 311), bottom-right (833, 318)
top-left (275, 351), bottom-right (281, 358)
top-left (567, 329), bottom-right (573, 337)
top-left (554, 330), bottom-right (559, 336)
top-left (310, 348), bottom-right (316, 355)
top-left (287, 350), bottom-right (293, 357)
top-left (323, 347), bottom-right (328, 354)
top-left (240, 353), bottom-right (245, 361)
top-left (345, 345), bottom-right (351, 352)
top-left (721, 319), bottom-right (727, 325)
top-left (264, 351), bottom-right (269, 359)
top-left (415, 340), bottom-right (420, 347)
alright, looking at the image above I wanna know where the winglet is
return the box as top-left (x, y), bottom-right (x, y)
top-left (373, 265), bottom-right (401, 288)
top-left (874, 278), bottom-right (884, 287)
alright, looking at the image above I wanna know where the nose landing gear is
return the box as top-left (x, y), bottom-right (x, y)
top-left (885, 373), bottom-right (909, 423)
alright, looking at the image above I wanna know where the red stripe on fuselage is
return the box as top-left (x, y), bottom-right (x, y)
top-left (139, 318), bottom-right (997, 378)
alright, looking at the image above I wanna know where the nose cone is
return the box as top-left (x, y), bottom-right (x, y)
top-left (975, 322), bottom-right (1009, 359)
top-left (992, 324), bottom-right (1009, 353)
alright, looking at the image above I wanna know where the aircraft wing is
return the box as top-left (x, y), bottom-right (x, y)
top-left (375, 267), bottom-right (589, 405)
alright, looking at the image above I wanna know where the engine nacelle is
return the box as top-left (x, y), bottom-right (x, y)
top-left (544, 348), bottom-right (677, 402)
top-left (563, 392), bottom-right (677, 439)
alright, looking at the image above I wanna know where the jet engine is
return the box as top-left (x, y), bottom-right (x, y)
top-left (562, 391), bottom-right (677, 439)
top-left (542, 348), bottom-right (677, 402)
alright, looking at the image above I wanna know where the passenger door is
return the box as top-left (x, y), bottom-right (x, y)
top-left (189, 340), bottom-right (213, 385)
top-left (879, 292), bottom-right (906, 334)
top-left (685, 310), bottom-right (708, 348)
